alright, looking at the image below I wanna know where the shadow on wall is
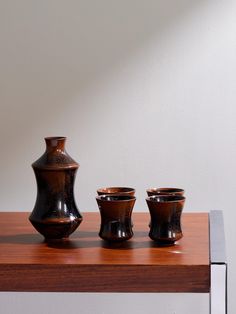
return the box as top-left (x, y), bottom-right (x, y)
top-left (0, 0), bottom-right (209, 209)
top-left (0, 0), bottom-right (205, 141)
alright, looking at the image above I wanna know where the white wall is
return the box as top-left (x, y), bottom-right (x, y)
top-left (0, 0), bottom-right (235, 313)
top-left (0, 293), bottom-right (208, 314)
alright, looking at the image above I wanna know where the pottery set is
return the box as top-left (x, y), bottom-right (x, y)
top-left (29, 137), bottom-right (185, 245)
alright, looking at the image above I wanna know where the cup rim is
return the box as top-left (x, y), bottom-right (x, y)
top-left (146, 187), bottom-right (184, 194)
top-left (146, 194), bottom-right (185, 203)
top-left (97, 187), bottom-right (135, 194)
top-left (45, 136), bottom-right (66, 141)
top-left (96, 194), bottom-right (136, 202)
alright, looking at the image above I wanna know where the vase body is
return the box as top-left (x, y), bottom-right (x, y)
top-left (29, 137), bottom-right (82, 240)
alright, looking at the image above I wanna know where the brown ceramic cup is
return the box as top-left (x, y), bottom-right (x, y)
top-left (96, 195), bottom-right (136, 242)
top-left (97, 187), bottom-right (135, 196)
top-left (146, 195), bottom-right (185, 245)
top-left (146, 188), bottom-right (184, 197)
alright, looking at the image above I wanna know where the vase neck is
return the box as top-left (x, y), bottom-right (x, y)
top-left (45, 137), bottom-right (66, 152)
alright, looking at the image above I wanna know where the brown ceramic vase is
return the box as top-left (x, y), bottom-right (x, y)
top-left (29, 137), bottom-right (83, 240)
top-left (146, 195), bottom-right (185, 245)
top-left (96, 195), bottom-right (135, 242)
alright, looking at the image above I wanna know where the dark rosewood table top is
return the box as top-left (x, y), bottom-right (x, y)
top-left (0, 212), bottom-right (209, 293)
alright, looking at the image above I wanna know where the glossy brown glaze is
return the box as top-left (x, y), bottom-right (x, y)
top-left (146, 195), bottom-right (185, 244)
top-left (0, 212), bottom-right (209, 292)
top-left (146, 187), bottom-right (184, 196)
top-left (29, 137), bottom-right (82, 240)
top-left (97, 187), bottom-right (135, 196)
top-left (96, 195), bottom-right (135, 242)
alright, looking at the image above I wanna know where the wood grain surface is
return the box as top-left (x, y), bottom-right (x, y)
top-left (0, 212), bottom-right (209, 292)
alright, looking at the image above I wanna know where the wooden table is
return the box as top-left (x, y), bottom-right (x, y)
top-left (0, 211), bottom-right (227, 313)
